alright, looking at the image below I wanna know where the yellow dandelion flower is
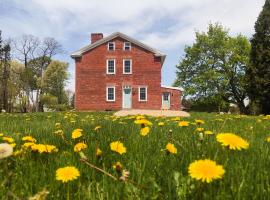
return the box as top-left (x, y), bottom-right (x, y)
top-left (195, 119), bottom-right (205, 125)
top-left (113, 161), bottom-right (123, 172)
top-left (266, 137), bottom-right (270, 143)
top-left (2, 136), bottom-right (14, 143)
top-left (140, 127), bottom-right (150, 136)
top-left (56, 166), bottom-right (80, 183)
top-left (196, 127), bottom-right (204, 132)
top-left (136, 115), bottom-right (145, 120)
top-left (96, 148), bottom-right (102, 157)
top-left (0, 133), bottom-right (4, 137)
top-left (94, 126), bottom-right (101, 131)
top-left (134, 119), bottom-right (153, 126)
top-left (204, 130), bottom-right (214, 135)
top-left (22, 136), bottom-right (36, 143)
top-left (188, 159), bottom-right (225, 183)
top-left (171, 117), bottom-right (181, 121)
top-left (158, 122), bottom-right (165, 126)
top-left (72, 129), bottom-right (83, 139)
top-left (10, 143), bottom-right (16, 148)
top-left (110, 141), bottom-right (126, 155)
top-left (31, 144), bottom-right (58, 153)
top-left (216, 133), bottom-right (249, 150)
top-left (22, 142), bottom-right (36, 149)
top-left (178, 121), bottom-right (189, 127)
top-left (166, 143), bottom-right (177, 154)
top-left (74, 142), bottom-right (87, 152)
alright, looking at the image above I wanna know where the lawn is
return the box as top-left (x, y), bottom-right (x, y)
top-left (0, 112), bottom-right (269, 199)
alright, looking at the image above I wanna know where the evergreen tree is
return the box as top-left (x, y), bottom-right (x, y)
top-left (246, 0), bottom-right (270, 114)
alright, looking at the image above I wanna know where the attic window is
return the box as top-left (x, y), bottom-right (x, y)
top-left (124, 42), bottom-right (131, 51)
top-left (108, 42), bottom-right (115, 51)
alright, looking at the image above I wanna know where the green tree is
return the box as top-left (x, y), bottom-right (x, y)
top-left (246, 0), bottom-right (270, 114)
top-left (42, 60), bottom-right (69, 105)
top-left (174, 23), bottom-right (250, 113)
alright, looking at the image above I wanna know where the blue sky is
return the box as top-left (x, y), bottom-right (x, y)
top-left (0, 0), bottom-right (265, 91)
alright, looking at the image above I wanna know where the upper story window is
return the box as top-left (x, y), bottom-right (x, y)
top-left (108, 42), bottom-right (115, 51)
top-left (139, 86), bottom-right (147, 101)
top-left (106, 86), bottom-right (115, 101)
top-left (106, 59), bottom-right (115, 74)
top-left (123, 42), bottom-right (131, 51)
top-left (123, 59), bottom-right (132, 74)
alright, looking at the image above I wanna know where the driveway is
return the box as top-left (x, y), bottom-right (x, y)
top-left (114, 109), bottom-right (190, 117)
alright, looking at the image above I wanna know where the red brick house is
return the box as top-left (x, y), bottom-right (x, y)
top-left (71, 32), bottom-right (183, 111)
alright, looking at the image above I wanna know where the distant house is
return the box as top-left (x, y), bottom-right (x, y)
top-left (71, 32), bottom-right (183, 111)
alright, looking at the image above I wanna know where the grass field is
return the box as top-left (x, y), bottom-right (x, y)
top-left (0, 112), bottom-right (269, 200)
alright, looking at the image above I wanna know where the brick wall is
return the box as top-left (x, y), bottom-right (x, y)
top-left (161, 87), bottom-right (182, 110)
top-left (75, 37), bottom-right (162, 110)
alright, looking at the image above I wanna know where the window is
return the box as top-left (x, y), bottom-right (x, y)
top-left (106, 59), bottom-right (115, 74)
top-left (106, 86), bottom-right (115, 101)
top-left (124, 42), bottom-right (131, 50)
top-left (139, 87), bottom-right (147, 101)
top-left (123, 59), bottom-right (132, 74)
top-left (108, 42), bottom-right (115, 51)
top-left (163, 93), bottom-right (169, 101)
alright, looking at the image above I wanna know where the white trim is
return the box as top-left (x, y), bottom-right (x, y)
top-left (161, 85), bottom-right (184, 91)
top-left (123, 42), bottom-right (131, 51)
top-left (107, 42), bottom-right (115, 51)
top-left (106, 59), bottom-right (116, 74)
top-left (123, 59), bottom-right (132, 74)
top-left (70, 32), bottom-right (166, 65)
top-left (138, 86), bottom-right (147, 102)
top-left (106, 86), bottom-right (115, 102)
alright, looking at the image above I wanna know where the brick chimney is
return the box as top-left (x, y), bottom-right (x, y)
top-left (91, 33), bottom-right (103, 44)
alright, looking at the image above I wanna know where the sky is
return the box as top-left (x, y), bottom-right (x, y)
top-left (0, 0), bottom-right (266, 92)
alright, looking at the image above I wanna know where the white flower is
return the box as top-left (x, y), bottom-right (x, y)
top-left (0, 143), bottom-right (13, 159)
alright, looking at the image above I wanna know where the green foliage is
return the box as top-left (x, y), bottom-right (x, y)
top-left (246, 0), bottom-right (270, 114)
top-left (0, 112), bottom-right (269, 199)
top-left (188, 96), bottom-right (229, 112)
top-left (174, 23), bottom-right (250, 113)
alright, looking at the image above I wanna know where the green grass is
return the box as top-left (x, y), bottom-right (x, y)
top-left (0, 112), bottom-right (269, 199)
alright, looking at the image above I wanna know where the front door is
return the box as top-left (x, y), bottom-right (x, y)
top-left (123, 87), bottom-right (132, 109)
top-left (162, 92), bottom-right (170, 109)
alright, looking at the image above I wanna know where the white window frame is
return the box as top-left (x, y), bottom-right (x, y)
top-left (123, 59), bottom-right (132, 74)
top-left (107, 42), bottom-right (115, 51)
top-left (123, 42), bottom-right (131, 51)
top-left (138, 86), bottom-right (147, 102)
top-left (106, 59), bottom-right (116, 74)
top-left (106, 86), bottom-right (115, 102)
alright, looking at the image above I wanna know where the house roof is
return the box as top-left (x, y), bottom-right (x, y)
top-left (161, 85), bottom-right (184, 92)
top-left (70, 32), bottom-right (166, 65)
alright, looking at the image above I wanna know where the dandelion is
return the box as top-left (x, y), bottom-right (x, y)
top-left (158, 122), bottom-right (165, 126)
top-left (0, 143), bottom-right (13, 159)
top-left (94, 126), bottom-right (101, 131)
top-left (134, 119), bottom-right (153, 126)
top-left (113, 161), bottom-right (123, 172)
top-left (72, 129), bottom-right (83, 139)
top-left (110, 141), bottom-right (126, 155)
top-left (204, 130), bottom-right (213, 135)
top-left (31, 144), bottom-right (58, 153)
top-left (196, 127), bottom-right (204, 132)
top-left (266, 137), bottom-right (270, 143)
top-left (195, 119), bottom-right (205, 125)
top-left (0, 133), bottom-right (4, 137)
top-left (96, 148), bottom-right (102, 157)
top-left (140, 127), bottom-right (150, 136)
top-left (216, 133), bottom-right (249, 150)
top-left (2, 136), bottom-right (14, 143)
top-left (22, 136), bottom-right (36, 143)
top-left (74, 142), bottom-right (87, 152)
top-left (166, 143), bottom-right (177, 154)
top-left (54, 129), bottom-right (64, 136)
top-left (120, 169), bottom-right (130, 182)
top-left (10, 143), bottom-right (16, 148)
top-left (56, 166), bottom-right (80, 183)
top-left (178, 121), bottom-right (189, 127)
top-left (188, 159), bottom-right (225, 183)
top-left (171, 117), bottom-right (181, 121)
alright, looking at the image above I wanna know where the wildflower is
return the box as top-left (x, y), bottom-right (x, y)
top-left (72, 129), bottom-right (83, 139)
top-left (22, 136), bottom-right (36, 143)
top-left (198, 132), bottom-right (204, 140)
top-left (13, 149), bottom-right (24, 156)
top-left (216, 133), bottom-right (249, 150)
top-left (74, 142), bottom-right (87, 152)
top-left (204, 130), bottom-right (213, 135)
top-left (96, 148), bottom-right (102, 157)
top-left (0, 143), bottom-right (13, 159)
top-left (110, 141), bottom-right (126, 155)
top-left (166, 143), bottom-right (177, 154)
top-left (136, 115), bottom-right (145, 120)
top-left (158, 122), bottom-right (165, 126)
top-left (2, 136), bottom-right (14, 143)
top-left (31, 144), bottom-right (58, 153)
top-left (195, 119), bottom-right (205, 125)
top-left (94, 126), bottom-right (101, 131)
top-left (134, 119), bottom-right (153, 126)
top-left (140, 127), bottom-right (150, 136)
top-left (0, 133), bottom-right (3, 137)
top-left (10, 143), bottom-right (16, 148)
top-left (171, 117), bottom-right (181, 121)
top-left (54, 130), bottom-right (64, 136)
top-left (120, 169), bottom-right (130, 181)
top-left (56, 166), bottom-right (80, 183)
top-left (196, 127), bottom-right (204, 132)
top-left (55, 122), bottom-right (61, 129)
top-left (188, 159), bottom-right (225, 183)
top-left (178, 121), bottom-right (189, 127)
top-left (113, 161), bottom-right (123, 172)
top-left (22, 142), bottom-right (36, 148)
top-left (266, 137), bottom-right (270, 143)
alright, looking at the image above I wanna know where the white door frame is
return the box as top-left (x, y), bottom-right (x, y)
top-left (122, 86), bottom-right (132, 109)
top-left (162, 92), bottom-right (170, 109)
